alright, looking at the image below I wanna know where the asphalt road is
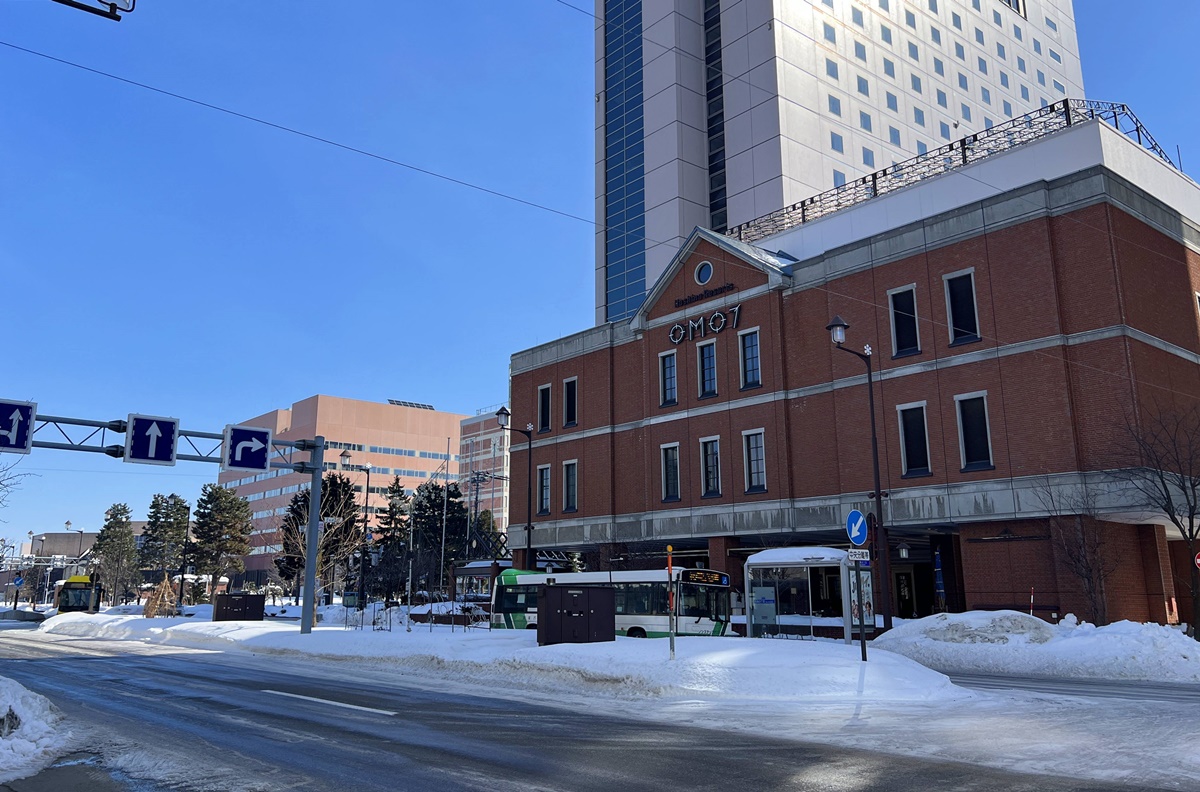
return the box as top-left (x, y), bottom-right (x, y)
top-left (0, 628), bottom-right (1175, 792)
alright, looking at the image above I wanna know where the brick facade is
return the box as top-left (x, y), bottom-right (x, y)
top-left (509, 160), bottom-right (1199, 626)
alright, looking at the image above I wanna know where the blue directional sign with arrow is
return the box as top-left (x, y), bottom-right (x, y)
top-left (0, 400), bottom-right (36, 454)
top-left (846, 509), bottom-right (868, 547)
top-left (222, 425), bottom-right (273, 473)
top-left (124, 413), bottom-right (179, 466)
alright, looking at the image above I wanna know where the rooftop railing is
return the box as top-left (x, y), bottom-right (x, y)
top-left (726, 99), bottom-right (1179, 244)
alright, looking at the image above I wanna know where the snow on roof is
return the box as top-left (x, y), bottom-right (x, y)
top-left (744, 547), bottom-right (847, 566)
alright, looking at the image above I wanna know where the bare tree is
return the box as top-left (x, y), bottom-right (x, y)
top-left (1032, 477), bottom-right (1117, 625)
top-left (1119, 402), bottom-right (1200, 638)
top-left (0, 460), bottom-right (31, 521)
top-left (274, 473), bottom-right (362, 612)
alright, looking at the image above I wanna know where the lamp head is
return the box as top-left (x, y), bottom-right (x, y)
top-left (495, 406), bottom-right (511, 429)
top-left (825, 315), bottom-right (849, 346)
top-left (897, 541), bottom-right (911, 560)
top-left (340, 449), bottom-right (352, 465)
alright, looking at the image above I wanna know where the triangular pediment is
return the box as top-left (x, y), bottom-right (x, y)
top-left (628, 227), bottom-right (793, 331)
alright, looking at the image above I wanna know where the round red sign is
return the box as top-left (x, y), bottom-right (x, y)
top-left (1195, 552), bottom-right (1200, 570)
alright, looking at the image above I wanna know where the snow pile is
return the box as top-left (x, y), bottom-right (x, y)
top-left (0, 676), bottom-right (68, 784)
top-left (38, 612), bottom-right (964, 703)
top-left (874, 610), bottom-right (1200, 682)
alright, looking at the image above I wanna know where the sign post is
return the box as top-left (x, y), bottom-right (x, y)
top-left (667, 544), bottom-right (675, 661)
top-left (847, 509), bottom-right (869, 662)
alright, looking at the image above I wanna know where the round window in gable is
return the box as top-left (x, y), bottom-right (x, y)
top-left (694, 260), bottom-right (714, 286)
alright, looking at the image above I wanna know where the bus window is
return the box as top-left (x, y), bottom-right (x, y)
top-left (495, 585), bottom-right (540, 613)
top-left (680, 584), bottom-right (729, 621)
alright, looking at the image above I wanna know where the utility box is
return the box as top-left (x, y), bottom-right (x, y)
top-left (537, 586), bottom-right (615, 646)
top-left (212, 593), bottom-right (266, 622)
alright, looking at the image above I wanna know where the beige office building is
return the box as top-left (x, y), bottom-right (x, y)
top-left (219, 395), bottom-right (467, 579)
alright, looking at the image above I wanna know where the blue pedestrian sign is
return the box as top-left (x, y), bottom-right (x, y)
top-left (846, 509), bottom-right (868, 546)
top-left (222, 425), bottom-right (273, 473)
top-left (0, 399), bottom-right (36, 455)
top-left (124, 413), bottom-right (179, 466)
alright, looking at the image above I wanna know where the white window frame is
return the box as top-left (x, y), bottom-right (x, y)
top-left (942, 267), bottom-right (980, 344)
top-left (537, 383), bottom-right (552, 432)
top-left (954, 390), bottom-right (994, 470)
top-left (562, 459), bottom-right (578, 512)
top-left (887, 283), bottom-right (920, 356)
top-left (895, 401), bottom-right (931, 476)
top-left (660, 442), bottom-right (681, 501)
top-left (697, 339), bottom-right (718, 398)
top-left (536, 463), bottom-right (552, 514)
top-left (659, 350), bottom-right (677, 406)
top-left (699, 435), bottom-right (721, 497)
top-left (741, 428), bottom-right (767, 493)
top-left (738, 327), bottom-right (762, 389)
top-left (562, 376), bottom-right (578, 427)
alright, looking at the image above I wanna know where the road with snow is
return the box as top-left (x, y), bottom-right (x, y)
top-left (0, 628), bottom-right (1166, 792)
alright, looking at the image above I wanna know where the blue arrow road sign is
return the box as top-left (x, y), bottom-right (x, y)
top-left (222, 425), bottom-right (273, 473)
top-left (124, 413), bottom-right (179, 466)
top-left (0, 400), bottom-right (36, 454)
top-left (13, 576), bottom-right (23, 587)
top-left (846, 509), bottom-right (868, 546)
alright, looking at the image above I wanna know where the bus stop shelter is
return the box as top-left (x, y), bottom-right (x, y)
top-left (745, 547), bottom-right (871, 642)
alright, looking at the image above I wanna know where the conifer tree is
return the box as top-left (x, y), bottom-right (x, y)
top-left (92, 503), bottom-right (138, 605)
top-left (191, 483), bottom-right (253, 591)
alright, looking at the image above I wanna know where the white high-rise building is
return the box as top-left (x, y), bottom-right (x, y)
top-left (595, 0), bottom-right (1084, 323)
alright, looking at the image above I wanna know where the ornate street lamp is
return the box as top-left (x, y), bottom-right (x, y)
top-left (495, 406), bottom-right (536, 571)
top-left (827, 315), bottom-right (894, 630)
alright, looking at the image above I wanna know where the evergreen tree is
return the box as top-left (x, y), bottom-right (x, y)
top-left (408, 480), bottom-right (468, 592)
top-left (191, 483), bottom-right (254, 590)
top-left (92, 503), bottom-right (139, 605)
top-left (369, 476), bottom-right (410, 600)
top-left (138, 493), bottom-right (190, 578)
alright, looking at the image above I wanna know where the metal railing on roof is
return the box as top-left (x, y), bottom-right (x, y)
top-left (726, 99), bottom-right (1179, 244)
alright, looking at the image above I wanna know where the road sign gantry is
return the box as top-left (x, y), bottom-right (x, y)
top-left (0, 399), bottom-right (328, 635)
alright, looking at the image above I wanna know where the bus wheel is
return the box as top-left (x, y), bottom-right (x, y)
top-left (526, 623), bottom-right (538, 629)
top-left (626, 627), bottom-right (646, 638)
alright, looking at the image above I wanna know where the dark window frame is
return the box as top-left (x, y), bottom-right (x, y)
top-left (537, 384), bottom-right (552, 433)
top-left (562, 460), bottom-right (578, 512)
top-left (700, 437), bottom-right (721, 497)
top-left (944, 270), bottom-right (981, 345)
top-left (659, 351), bottom-right (678, 407)
top-left (563, 378), bottom-right (578, 428)
top-left (537, 464), bottom-right (552, 514)
top-left (743, 430), bottom-right (766, 493)
top-left (739, 329), bottom-right (762, 389)
top-left (698, 340), bottom-right (718, 398)
top-left (897, 403), bottom-right (932, 477)
top-left (889, 285), bottom-right (921, 357)
top-left (956, 393), bottom-right (994, 471)
top-left (661, 444), bottom-right (680, 502)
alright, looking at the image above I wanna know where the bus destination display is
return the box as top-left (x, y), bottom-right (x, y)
top-left (680, 569), bottom-right (730, 586)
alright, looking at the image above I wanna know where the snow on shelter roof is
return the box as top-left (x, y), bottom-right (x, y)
top-left (745, 547), bottom-right (847, 567)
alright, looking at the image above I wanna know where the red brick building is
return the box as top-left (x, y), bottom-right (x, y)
top-left (508, 111), bottom-right (1200, 626)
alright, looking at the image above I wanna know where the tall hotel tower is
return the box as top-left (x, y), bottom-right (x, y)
top-left (595, 0), bottom-right (1084, 323)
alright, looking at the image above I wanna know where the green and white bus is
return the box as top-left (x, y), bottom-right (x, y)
top-left (490, 567), bottom-right (733, 637)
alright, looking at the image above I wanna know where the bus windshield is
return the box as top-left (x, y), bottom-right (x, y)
top-left (679, 583), bottom-right (730, 622)
top-left (494, 584), bottom-right (540, 614)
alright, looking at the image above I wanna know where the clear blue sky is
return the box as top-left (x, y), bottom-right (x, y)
top-left (1, 0), bottom-right (1196, 547)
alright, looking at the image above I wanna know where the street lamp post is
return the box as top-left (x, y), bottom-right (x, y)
top-left (826, 315), bottom-right (894, 631)
top-left (66, 520), bottom-right (85, 578)
top-left (495, 407), bottom-right (536, 571)
top-left (342, 450), bottom-right (372, 612)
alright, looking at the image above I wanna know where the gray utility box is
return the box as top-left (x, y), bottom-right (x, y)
top-left (212, 593), bottom-right (266, 622)
top-left (537, 586), bottom-right (616, 646)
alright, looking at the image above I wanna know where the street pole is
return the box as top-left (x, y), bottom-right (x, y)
top-left (300, 436), bottom-right (325, 634)
top-left (827, 316), bottom-right (894, 631)
top-left (358, 463), bottom-right (371, 613)
top-left (495, 407), bottom-right (536, 571)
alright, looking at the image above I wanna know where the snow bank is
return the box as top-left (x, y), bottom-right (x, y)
top-left (0, 676), bottom-right (68, 784)
top-left (38, 612), bottom-right (964, 704)
top-left (873, 610), bottom-right (1200, 682)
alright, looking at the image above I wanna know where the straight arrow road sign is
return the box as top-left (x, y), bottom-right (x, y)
top-left (124, 414), bottom-right (179, 466)
top-left (0, 400), bottom-right (36, 454)
top-left (222, 425), bottom-right (273, 473)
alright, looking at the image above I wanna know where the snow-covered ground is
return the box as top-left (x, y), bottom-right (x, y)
top-left (0, 675), bottom-right (69, 785)
top-left (4, 608), bottom-right (1200, 788)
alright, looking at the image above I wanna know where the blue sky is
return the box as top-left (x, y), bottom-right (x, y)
top-left (1, 0), bottom-right (1196, 546)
